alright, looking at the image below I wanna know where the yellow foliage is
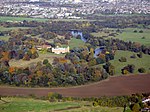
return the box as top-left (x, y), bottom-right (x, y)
top-left (30, 48), bottom-right (36, 54)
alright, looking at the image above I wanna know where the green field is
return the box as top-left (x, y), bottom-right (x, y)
top-left (0, 97), bottom-right (123, 112)
top-left (91, 28), bottom-right (150, 46)
top-left (0, 16), bottom-right (95, 22)
top-left (69, 38), bottom-right (85, 49)
top-left (0, 26), bottom-right (33, 41)
top-left (0, 36), bottom-right (10, 41)
top-left (108, 50), bottom-right (150, 75)
top-left (0, 16), bottom-right (49, 22)
top-left (116, 28), bottom-right (150, 46)
top-left (0, 26), bottom-right (32, 31)
top-left (91, 32), bottom-right (110, 37)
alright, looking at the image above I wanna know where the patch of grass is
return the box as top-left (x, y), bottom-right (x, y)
top-left (0, 16), bottom-right (49, 22)
top-left (0, 36), bottom-right (10, 41)
top-left (0, 97), bottom-right (81, 112)
top-left (108, 50), bottom-right (150, 75)
top-left (91, 32), bottom-right (110, 37)
top-left (69, 38), bottom-right (85, 49)
top-left (9, 52), bottom-right (65, 68)
top-left (50, 18), bottom-right (96, 22)
top-left (0, 26), bottom-right (32, 31)
top-left (0, 16), bottom-right (95, 22)
top-left (64, 106), bottom-right (123, 112)
top-left (0, 97), bottom-right (123, 112)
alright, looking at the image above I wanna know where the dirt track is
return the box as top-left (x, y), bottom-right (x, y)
top-left (0, 74), bottom-right (150, 97)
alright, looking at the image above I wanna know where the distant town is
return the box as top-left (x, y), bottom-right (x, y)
top-left (0, 0), bottom-right (150, 19)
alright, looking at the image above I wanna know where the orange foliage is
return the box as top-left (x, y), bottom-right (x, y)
top-left (1, 51), bottom-right (10, 61)
top-left (58, 58), bottom-right (68, 63)
top-left (99, 53), bottom-right (105, 59)
top-left (9, 67), bottom-right (15, 74)
top-left (30, 48), bottom-right (36, 54)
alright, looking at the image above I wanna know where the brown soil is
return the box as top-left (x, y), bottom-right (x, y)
top-left (0, 74), bottom-right (150, 98)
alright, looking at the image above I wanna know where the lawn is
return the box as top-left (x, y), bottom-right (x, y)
top-left (108, 50), bottom-right (150, 75)
top-left (0, 97), bottom-right (123, 112)
top-left (0, 16), bottom-right (49, 22)
top-left (9, 52), bottom-right (65, 68)
top-left (69, 38), bottom-right (85, 49)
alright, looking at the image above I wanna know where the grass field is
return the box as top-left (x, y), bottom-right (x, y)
top-left (0, 97), bottom-right (123, 112)
top-left (0, 16), bottom-right (95, 22)
top-left (69, 38), bottom-right (85, 49)
top-left (108, 50), bottom-right (150, 75)
top-left (0, 16), bottom-right (49, 22)
top-left (9, 52), bottom-right (65, 68)
top-left (0, 26), bottom-right (32, 31)
top-left (0, 26), bottom-right (32, 41)
top-left (0, 36), bottom-right (10, 41)
top-left (91, 31), bottom-right (110, 37)
top-left (91, 28), bottom-right (150, 46)
top-left (115, 28), bottom-right (150, 46)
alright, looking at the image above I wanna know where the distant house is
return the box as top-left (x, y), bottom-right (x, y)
top-left (36, 45), bottom-right (51, 50)
top-left (52, 46), bottom-right (69, 54)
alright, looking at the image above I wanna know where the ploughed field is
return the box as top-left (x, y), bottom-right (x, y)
top-left (0, 74), bottom-right (150, 97)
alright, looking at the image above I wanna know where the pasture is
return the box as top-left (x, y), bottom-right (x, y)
top-left (91, 28), bottom-right (150, 46)
top-left (109, 50), bottom-right (150, 75)
top-left (115, 28), bottom-right (150, 46)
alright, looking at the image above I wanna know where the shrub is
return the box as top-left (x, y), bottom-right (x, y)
top-left (137, 52), bottom-right (142, 58)
top-left (119, 57), bottom-right (127, 62)
top-left (139, 30), bottom-right (143, 33)
top-left (48, 92), bottom-right (62, 102)
top-left (130, 54), bottom-right (136, 58)
top-left (138, 68), bottom-right (146, 73)
top-left (43, 59), bottom-right (49, 65)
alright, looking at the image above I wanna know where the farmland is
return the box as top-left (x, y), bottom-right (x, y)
top-left (0, 74), bottom-right (149, 98)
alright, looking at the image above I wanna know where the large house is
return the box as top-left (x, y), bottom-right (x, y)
top-left (52, 46), bottom-right (69, 54)
top-left (36, 45), bottom-right (51, 50)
